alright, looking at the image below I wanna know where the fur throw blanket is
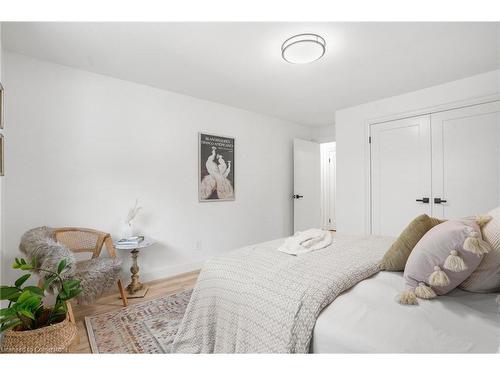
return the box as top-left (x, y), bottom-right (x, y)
top-left (19, 227), bottom-right (122, 305)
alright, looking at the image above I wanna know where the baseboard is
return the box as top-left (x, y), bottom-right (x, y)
top-left (122, 261), bottom-right (204, 284)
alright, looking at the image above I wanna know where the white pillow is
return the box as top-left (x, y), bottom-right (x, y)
top-left (461, 206), bottom-right (500, 292)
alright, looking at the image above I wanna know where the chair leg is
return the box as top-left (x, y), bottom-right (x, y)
top-left (118, 279), bottom-right (128, 307)
top-left (66, 301), bottom-right (76, 323)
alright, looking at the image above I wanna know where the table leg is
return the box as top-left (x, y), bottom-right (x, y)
top-left (124, 248), bottom-right (149, 298)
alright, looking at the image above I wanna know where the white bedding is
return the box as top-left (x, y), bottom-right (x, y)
top-left (312, 271), bottom-right (500, 353)
top-left (172, 235), bottom-right (393, 353)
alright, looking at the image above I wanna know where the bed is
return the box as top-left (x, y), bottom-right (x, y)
top-left (312, 271), bottom-right (500, 353)
top-left (172, 235), bottom-right (500, 353)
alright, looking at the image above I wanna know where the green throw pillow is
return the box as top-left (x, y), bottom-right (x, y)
top-left (380, 214), bottom-right (444, 271)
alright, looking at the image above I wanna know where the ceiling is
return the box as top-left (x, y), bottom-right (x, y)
top-left (3, 22), bottom-right (500, 126)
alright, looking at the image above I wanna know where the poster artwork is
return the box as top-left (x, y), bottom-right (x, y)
top-left (199, 133), bottom-right (235, 201)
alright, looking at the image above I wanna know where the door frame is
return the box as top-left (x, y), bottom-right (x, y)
top-left (364, 93), bottom-right (500, 234)
top-left (320, 142), bottom-right (336, 230)
top-left (293, 138), bottom-right (321, 232)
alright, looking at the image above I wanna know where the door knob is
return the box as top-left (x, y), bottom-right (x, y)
top-left (293, 194), bottom-right (304, 199)
top-left (434, 197), bottom-right (447, 204)
top-left (416, 197), bottom-right (430, 203)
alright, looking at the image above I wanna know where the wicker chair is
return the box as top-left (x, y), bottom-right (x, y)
top-left (19, 227), bottom-right (128, 323)
top-left (51, 228), bottom-right (128, 322)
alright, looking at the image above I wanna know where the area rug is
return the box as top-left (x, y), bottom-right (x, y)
top-left (85, 289), bottom-right (192, 353)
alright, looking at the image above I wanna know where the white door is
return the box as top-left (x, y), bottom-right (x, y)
top-left (371, 115), bottom-right (432, 236)
top-left (431, 101), bottom-right (500, 219)
top-left (320, 142), bottom-right (336, 230)
top-left (294, 138), bottom-right (321, 232)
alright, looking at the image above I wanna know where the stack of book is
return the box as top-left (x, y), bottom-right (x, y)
top-left (117, 236), bottom-right (145, 247)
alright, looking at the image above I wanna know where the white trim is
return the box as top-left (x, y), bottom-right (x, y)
top-left (364, 94), bottom-right (500, 234)
top-left (320, 142), bottom-right (336, 230)
top-left (364, 120), bottom-right (372, 234)
top-left (367, 93), bottom-right (500, 126)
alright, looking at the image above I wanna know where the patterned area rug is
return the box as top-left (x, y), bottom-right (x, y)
top-left (85, 289), bottom-right (192, 353)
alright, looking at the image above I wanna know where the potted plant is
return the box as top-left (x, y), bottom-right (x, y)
top-left (0, 257), bottom-right (82, 353)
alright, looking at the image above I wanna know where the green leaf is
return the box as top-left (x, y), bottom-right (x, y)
top-left (62, 280), bottom-right (80, 290)
top-left (0, 306), bottom-right (13, 313)
top-left (19, 264), bottom-right (33, 270)
top-left (5, 292), bottom-right (20, 302)
top-left (19, 309), bottom-right (35, 320)
top-left (53, 300), bottom-right (66, 313)
top-left (0, 307), bottom-right (14, 317)
top-left (16, 290), bottom-right (32, 304)
top-left (0, 286), bottom-right (21, 301)
top-left (0, 318), bottom-right (21, 333)
top-left (14, 274), bottom-right (31, 288)
top-left (68, 288), bottom-right (82, 299)
top-left (57, 259), bottom-right (67, 274)
top-left (23, 286), bottom-right (44, 296)
top-left (0, 316), bottom-right (16, 325)
top-left (22, 296), bottom-right (42, 310)
top-left (43, 275), bottom-right (57, 290)
top-left (58, 290), bottom-right (69, 300)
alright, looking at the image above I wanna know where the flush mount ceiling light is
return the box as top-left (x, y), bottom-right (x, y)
top-left (281, 33), bottom-right (326, 64)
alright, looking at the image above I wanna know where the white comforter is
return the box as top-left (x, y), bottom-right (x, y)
top-left (312, 271), bottom-right (500, 353)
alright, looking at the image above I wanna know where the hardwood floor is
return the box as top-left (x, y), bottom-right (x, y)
top-left (70, 270), bottom-right (200, 353)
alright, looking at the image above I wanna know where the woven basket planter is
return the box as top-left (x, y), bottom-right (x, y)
top-left (0, 317), bottom-right (77, 353)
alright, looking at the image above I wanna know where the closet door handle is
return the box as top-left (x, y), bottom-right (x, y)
top-left (416, 198), bottom-right (429, 203)
top-left (434, 198), bottom-right (447, 204)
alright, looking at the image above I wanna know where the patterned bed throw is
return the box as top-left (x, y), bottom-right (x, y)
top-left (171, 235), bottom-right (394, 353)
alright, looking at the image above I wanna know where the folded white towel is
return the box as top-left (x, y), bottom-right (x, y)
top-left (278, 228), bottom-right (333, 255)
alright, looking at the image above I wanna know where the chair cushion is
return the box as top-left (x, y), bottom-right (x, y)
top-left (72, 257), bottom-right (122, 304)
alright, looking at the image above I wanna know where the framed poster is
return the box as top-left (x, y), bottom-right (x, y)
top-left (199, 132), bottom-right (235, 201)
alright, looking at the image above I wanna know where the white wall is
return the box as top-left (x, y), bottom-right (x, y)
top-left (336, 69), bottom-right (500, 235)
top-left (0, 23), bottom-right (4, 284)
top-left (310, 124), bottom-right (335, 143)
top-left (2, 52), bottom-right (312, 285)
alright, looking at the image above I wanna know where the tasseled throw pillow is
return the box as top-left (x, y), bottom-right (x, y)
top-left (398, 218), bottom-right (490, 305)
top-left (461, 207), bottom-right (500, 292)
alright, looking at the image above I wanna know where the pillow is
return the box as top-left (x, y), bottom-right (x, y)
top-left (380, 214), bottom-right (443, 271)
top-left (461, 208), bottom-right (500, 292)
top-left (398, 218), bottom-right (490, 305)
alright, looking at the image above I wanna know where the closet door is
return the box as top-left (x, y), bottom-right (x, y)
top-left (431, 101), bottom-right (500, 219)
top-left (371, 115), bottom-right (432, 236)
